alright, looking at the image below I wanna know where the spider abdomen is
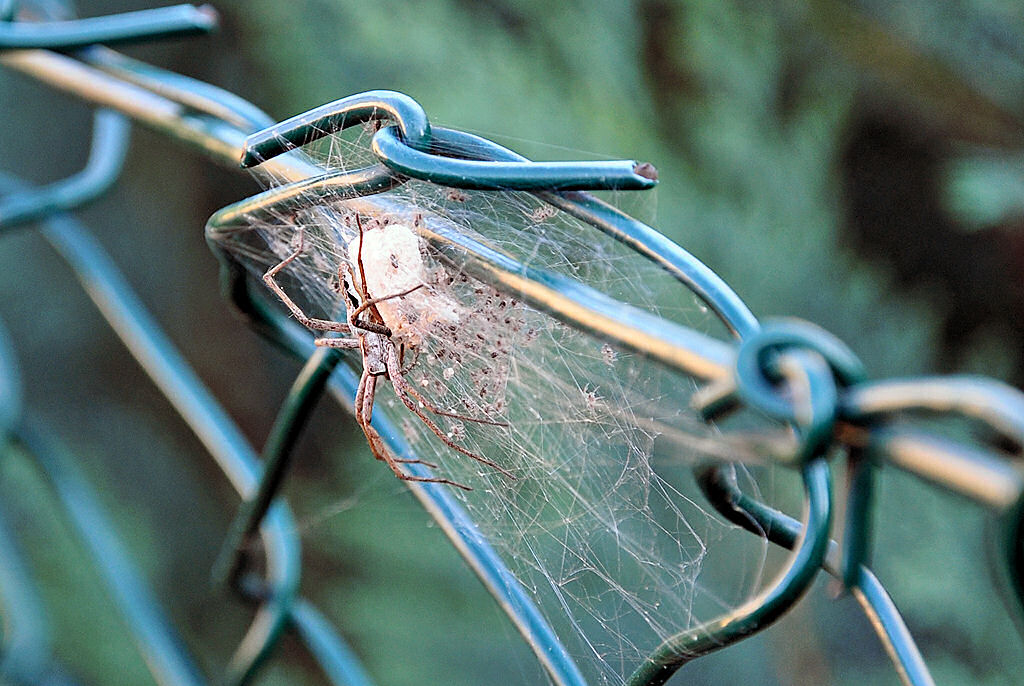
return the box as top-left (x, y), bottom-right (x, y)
top-left (347, 223), bottom-right (460, 343)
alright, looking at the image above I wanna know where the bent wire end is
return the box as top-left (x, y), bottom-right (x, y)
top-left (0, 109), bottom-right (130, 231)
top-left (373, 124), bottom-right (658, 191)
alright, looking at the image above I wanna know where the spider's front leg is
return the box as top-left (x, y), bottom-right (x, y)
top-left (263, 228), bottom-right (352, 334)
top-left (347, 283), bottom-right (426, 336)
top-left (314, 336), bottom-right (361, 349)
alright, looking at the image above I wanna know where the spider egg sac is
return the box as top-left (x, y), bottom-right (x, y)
top-left (347, 223), bottom-right (460, 341)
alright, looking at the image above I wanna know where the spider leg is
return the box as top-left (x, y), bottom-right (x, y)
top-left (341, 260), bottom-right (392, 337)
top-left (384, 346), bottom-right (516, 480)
top-left (355, 215), bottom-right (370, 310)
top-left (355, 371), bottom-right (438, 469)
top-left (354, 385), bottom-right (469, 490)
top-left (398, 342), bottom-right (420, 375)
top-left (264, 228), bottom-right (350, 333)
top-left (314, 336), bottom-right (361, 349)
top-left (348, 283), bottom-right (425, 328)
top-left (402, 383), bottom-right (508, 428)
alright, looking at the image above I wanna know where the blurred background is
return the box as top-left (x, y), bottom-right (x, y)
top-left (1, 0), bottom-right (1024, 684)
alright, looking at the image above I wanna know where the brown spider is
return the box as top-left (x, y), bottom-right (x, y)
top-left (263, 216), bottom-right (513, 491)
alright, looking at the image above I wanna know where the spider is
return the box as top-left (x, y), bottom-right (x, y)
top-left (262, 215), bottom-right (513, 491)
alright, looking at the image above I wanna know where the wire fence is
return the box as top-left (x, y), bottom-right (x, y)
top-left (1, 4), bottom-right (1022, 685)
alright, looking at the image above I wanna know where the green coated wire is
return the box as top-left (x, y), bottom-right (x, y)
top-left (241, 90), bottom-right (431, 168)
top-left (241, 91), bottom-right (655, 192)
top-left (693, 464), bottom-right (936, 686)
top-left (626, 458), bottom-right (833, 686)
top-left (0, 318), bottom-right (61, 686)
top-left (38, 209), bottom-right (300, 686)
top-left (841, 378), bottom-right (1024, 638)
top-left (15, 423), bottom-right (207, 686)
top-left (0, 163), bottom-right (298, 684)
top-left (0, 315), bottom-right (19, 435)
top-left (842, 448), bottom-right (875, 590)
top-left (0, 109), bottom-right (130, 231)
top-left (0, 4), bottom-right (216, 50)
top-left (291, 599), bottom-right (377, 686)
top-left (211, 347), bottom-right (342, 590)
top-left (0, 159), bottom-right (371, 686)
top-left (372, 124), bottom-right (656, 191)
top-left (79, 46), bottom-right (272, 132)
top-left (0, 506), bottom-right (63, 685)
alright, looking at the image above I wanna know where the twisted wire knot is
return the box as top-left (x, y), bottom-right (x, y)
top-left (702, 318), bottom-right (867, 465)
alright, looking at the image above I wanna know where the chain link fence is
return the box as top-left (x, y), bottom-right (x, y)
top-left (1, 3), bottom-right (1022, 685)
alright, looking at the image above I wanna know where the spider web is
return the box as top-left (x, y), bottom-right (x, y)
top-left (212, 123), bottom-right (775, 685)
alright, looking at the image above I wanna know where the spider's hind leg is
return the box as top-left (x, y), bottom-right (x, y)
top-left (383, 347), bottom-right (515, 481)
top-left (358, 412), bottom-right (469, 490)
top-left (354, 370), bottom-right (445, 472)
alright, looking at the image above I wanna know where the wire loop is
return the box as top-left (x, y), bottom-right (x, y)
top-left (734, 319), bottom-right (866, 422)
top-left (698, 318), bottom-right (866, 465)
top-left (241, 89), bottom-right (431, 168)
top-left (240, 90), bottom-right (657, 191)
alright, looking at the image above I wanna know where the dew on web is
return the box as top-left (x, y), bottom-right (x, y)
top-left (213, 121), bottom-right (773, 685)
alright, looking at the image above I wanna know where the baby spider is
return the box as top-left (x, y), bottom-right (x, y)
top-left (263, 216), bottom-right (512, 491)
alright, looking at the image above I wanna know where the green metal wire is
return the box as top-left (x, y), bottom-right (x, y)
top-left (240, 90), bottom-right (432, 168)
top-left (211, 347), bottom-right (342, 590)
top-left (693, 464), bottom-right (936, 686)
top-left (842, 448), bottom-right (875, 590)
top-left (0, 109), bottom-right (129, 231)
top-left (290, 599), bottom-right (377, 686)
top-left (371, 124), bottom-right (657, 191)
top-left (0, 156), bottom-right (319, 685)
top-left (0, 4), bottom-right (216, 50)
top-left (627, 458), bottom-right (833, 686)
top-left (0, 504), bottom-right (65, 685)
top-left (0, 320), bottom-right (68, 686)
top-left (0, 314), bottom-right (20, 435)
top-left (15, 423), bottom-right (207, 686)
top-left (38, 202), bottom-right (299, 686)
top-left (241, 91), bottom-right (656, 192)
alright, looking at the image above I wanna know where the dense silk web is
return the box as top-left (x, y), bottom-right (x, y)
top-left (213, 124), bottom-right (772, 685)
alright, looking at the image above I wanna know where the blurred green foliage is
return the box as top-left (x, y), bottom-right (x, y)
top-left (2, 0), bottom-right (1024, 684)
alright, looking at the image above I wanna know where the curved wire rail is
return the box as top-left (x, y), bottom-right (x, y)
top-left (1, 4), bottom-right (1022, 686)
